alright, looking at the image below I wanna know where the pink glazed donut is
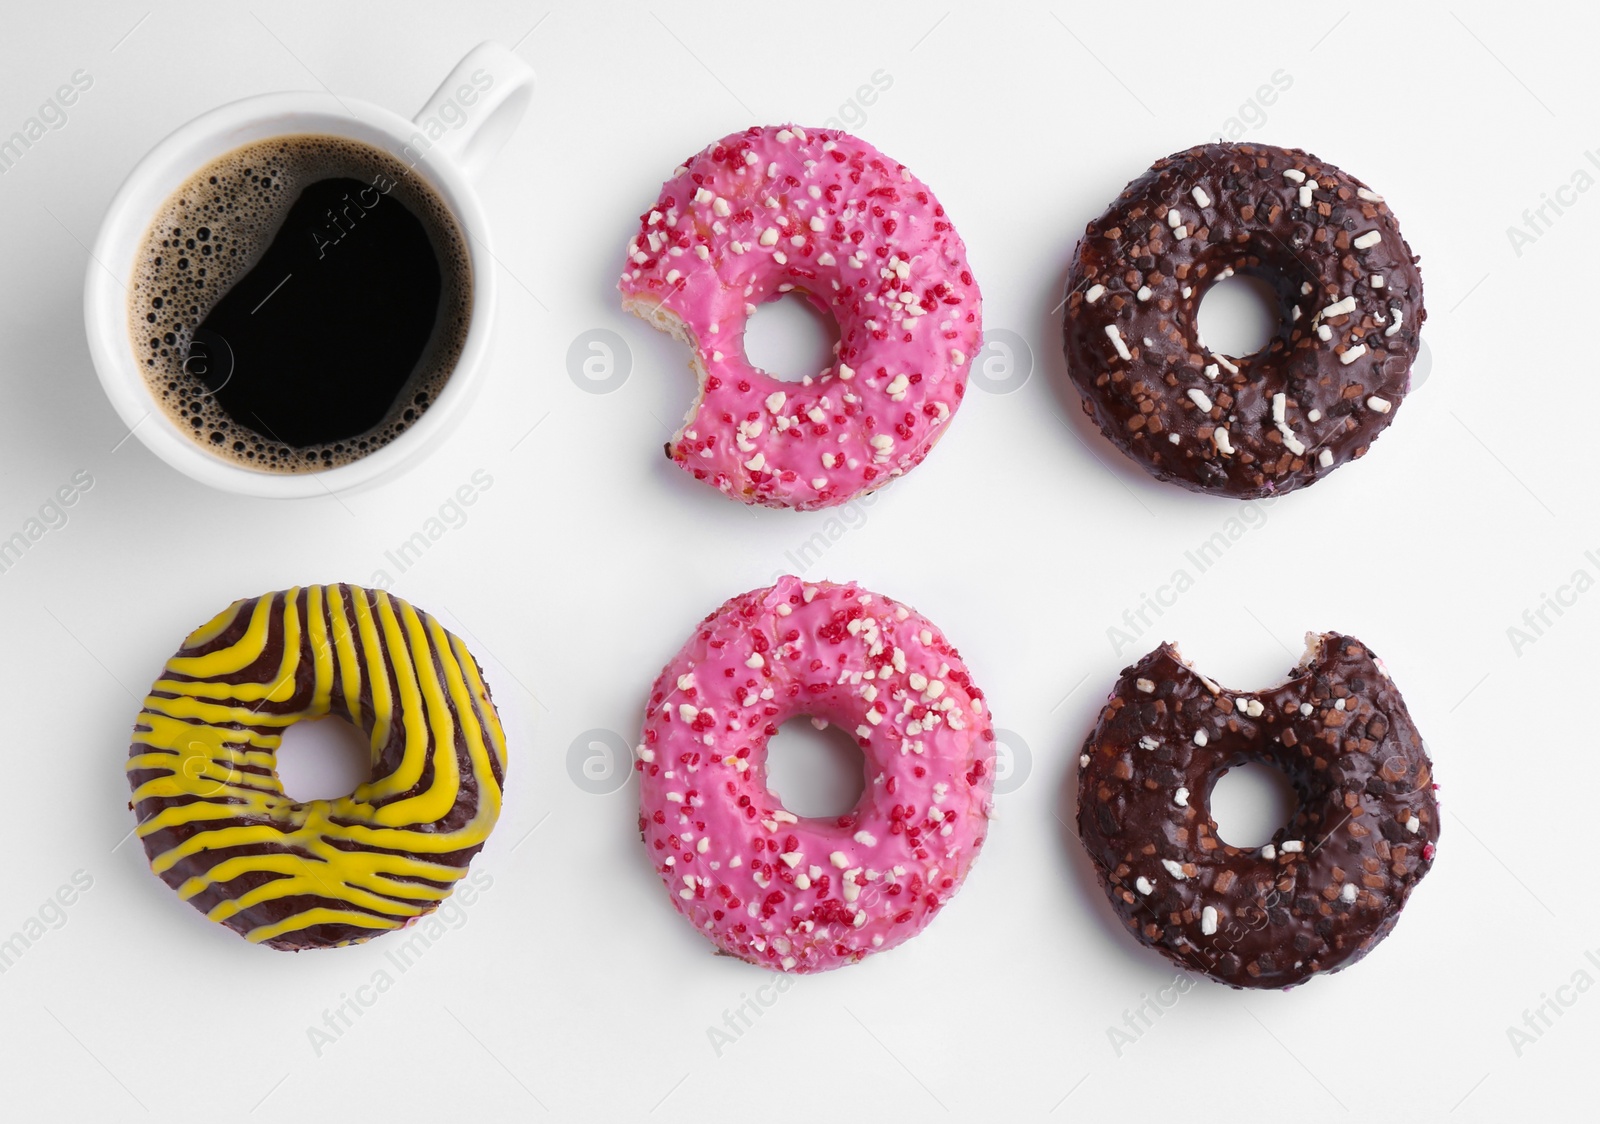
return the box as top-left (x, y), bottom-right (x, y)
top-left (635, 577), bottom-right (995, 972)
top-left (618, 125), bottom-right (983, 511)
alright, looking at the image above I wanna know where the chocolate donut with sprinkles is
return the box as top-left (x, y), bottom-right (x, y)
top-left (1063, 142), bottom-right (1425, 498)
top-left (619, 125), bottom-right (982, 510)
top-left (126, 585), bottom-right (508, 950)
top-left (635, 577), bottom-right (994, 972)
top-left (1075, 633), bottom-right (1439, 988)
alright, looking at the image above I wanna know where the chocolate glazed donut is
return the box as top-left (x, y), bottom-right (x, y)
top-left (1075, 633), bottom-right (1439, 988)
top-left (127, 585), bottom-right (507, 950)
top-left (1063, 142), bottom-right (1425, 498)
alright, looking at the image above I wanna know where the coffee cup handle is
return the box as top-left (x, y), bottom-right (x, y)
top-left (413, 41), bottom-right (534, 182)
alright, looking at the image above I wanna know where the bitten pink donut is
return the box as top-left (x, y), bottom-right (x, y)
top-left (635, 577), bottom-right (995, 972)
top-left (618, 125), bottom-right (982, 511)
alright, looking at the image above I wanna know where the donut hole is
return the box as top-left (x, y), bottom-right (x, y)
top-left (764, 716), bottom-right (866, 818)
top-left (1206, 759), bottom-right (1299, 849)
top-left (275, 715), bottom-right (372, 803)
top-left (1196, 271), bottom-right (1283, 359)
top-left (743, 290), bottom-right (840, 383)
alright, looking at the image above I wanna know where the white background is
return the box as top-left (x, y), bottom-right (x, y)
top-left (0, 1), bottom-right (1593, 1120)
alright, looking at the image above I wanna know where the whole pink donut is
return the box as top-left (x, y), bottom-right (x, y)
top-left (635, 576), bottom-right (995, 973)
top-left (619, 125), bottom-right (983, 511)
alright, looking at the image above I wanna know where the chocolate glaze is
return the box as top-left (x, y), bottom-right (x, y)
top-left (1063, 143), bottom-right (1425, 498)
top-left (1075, 633), bottom-right (1439, 988)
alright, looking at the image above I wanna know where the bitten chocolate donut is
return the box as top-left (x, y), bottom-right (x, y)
top-left (1075, 633), bottom-right (1439, 988)
top-left (1063, 142), bottom-right (1425, 498)
top-left (126, 585), bottom-right (508, 950)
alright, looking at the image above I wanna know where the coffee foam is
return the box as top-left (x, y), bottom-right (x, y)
top-left (126, 134), bottom-right (472, 471)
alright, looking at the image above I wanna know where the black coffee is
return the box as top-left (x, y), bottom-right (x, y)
top-left (127, 135), bottom-right (471, 471)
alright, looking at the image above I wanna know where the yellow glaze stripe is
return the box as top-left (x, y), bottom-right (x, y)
top-left (125, 585), bottom-right (507, 947)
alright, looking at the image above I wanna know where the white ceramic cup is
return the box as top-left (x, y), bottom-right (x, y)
top-left (84, 41), bottom-right (534, 498)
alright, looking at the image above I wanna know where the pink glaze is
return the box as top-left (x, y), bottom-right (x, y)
top-left (619, 126), bottom-right (983, 511)
top-left (635, 577), bottom-right (995, 973)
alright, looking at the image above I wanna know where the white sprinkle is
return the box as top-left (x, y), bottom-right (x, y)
top-left (1353, 230), bottom-right (1382, 250)
top-left (1201, 906), bottom-right (1218, 936)
top-left (1260, 844), bottom-right (1276, 860)
top-left (817, 251), bottom-right (836, 266)
top-left (1214, 354), bottom-right (1239, 375)
top-left (1191, 186), bottom-right (1211, 208)
top-left (1193, 729), bottom-right (1208, 747)
top-left (1340, 883), bottom-right (1358, 903)
top-left (870, 433), bottom-right (894, 452)
top-left (1135, 877), bottom-right (1153, 895)
top-left (1213, 427), bottom-right (1234, 456)
top-left (1358, 188), bottom-right (1385, 203)
top-left (746, 653), bottom-right (765, 669)
top-left (759, 227), bottom-right (779, 247)
top-left (1282, 168), bottom-right (1306, 184)
top-left (676, 673), bottom-right (696, 692)
top-left (677, 704), bottom-right (698, 722)
top-left (744, 453), bottom-right (765, 471)
top-left (713, 197), bottom-right (732, 217)
top-left (1340, 344), bottom-right (1368, 366)
top-left (1370, 275), bottom-right (1385, 289)
top-left (1307, 409), bottom-right (1322, 422)
top-left (779, 851), bottom-right (803, 868)
top-left (694, 187), bottom-right (714, 204)
top-left (853, 831), bottom-right (877, 846)
top-left (1135, 678), bottom-right (1156, 694)
top-left (1175, 787), bottom-right (1190, 807)
top-left (1085, 284), bottom-right (1106, 303)
top-left (830, 852), bottom-right (850, 868)
top-left (1080, 753), bottom-right (1091, 768)
top-left (1203, 363), bottom-right (1219, 381)
top-left (837, 363), bottom-right (854, 381)
top-left (1316, 324), bottom-right (1333, 341)
top-left (1137, 285), bottom-right (1152, 301)
top-left (765, 391), bottom-right (786, 413)
top-left (697, 837), bottom-right (710, 854)
top-left (1168, 209), bottom-right (1182, 229)
top-left (809, 215), bottom-right (826, 232)
top-left (1187, 388), bottom-right (1213, 412)
top-left (1281, 840), bottom-right (1304, 853)
top-left (1138, 735), bottom-right (1159, 751)
top-left (1321, 296), bottom-right (1356, 319)
top-left (1299, 180), bottom-right (1317, 208)
top-left (1366, 395), bottom-right (1391, 413)
top-left (1161, 859), bottom-right (1187, 880)
top-left (1406, 816), bottom-right (1420, 833)
top-left (1385, 305), bottom-right (1404, 338)
top-left (1105, 324), bottom-right (1132, 361)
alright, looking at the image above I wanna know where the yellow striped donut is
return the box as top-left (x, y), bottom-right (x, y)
top-left (126, 585), bottom-right (508, 950)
